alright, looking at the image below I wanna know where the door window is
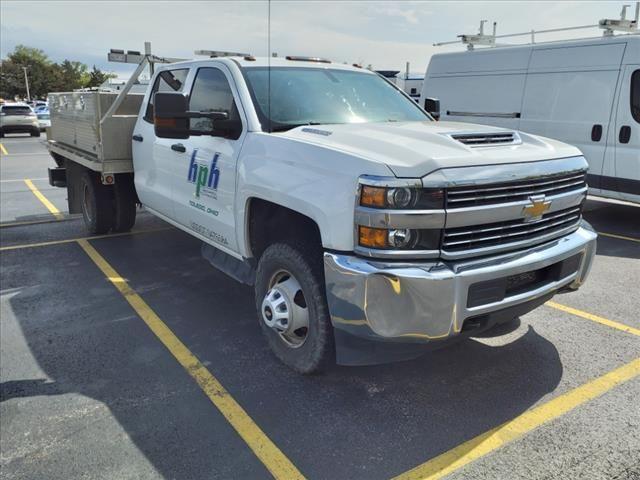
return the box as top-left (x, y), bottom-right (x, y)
top-left (143, 68), bottom-right (189, 123)
top-left (188, 67), bottom-right (241, 139)
top-left (631, 69), bottom-right (639, 124)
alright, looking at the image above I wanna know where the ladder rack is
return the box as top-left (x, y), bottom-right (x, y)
top-left (434, 2), bottom-right (639, 50)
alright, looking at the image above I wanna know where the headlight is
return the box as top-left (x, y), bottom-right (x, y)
top-left (358, 226), bottom-right (441, 250)
top-left (360, 185), bottom-right (444, 209)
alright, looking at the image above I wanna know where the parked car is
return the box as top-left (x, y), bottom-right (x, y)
top-left (420, 35), bottom-right (639, 204)
top-left (36, 109), bottom-right (51, 131)
top-left (0, 102), bottom-right (40, 137)
top-left (30, 100), bottom-right (48, 110)
top-left (47, 54), bottom-right (596, 373)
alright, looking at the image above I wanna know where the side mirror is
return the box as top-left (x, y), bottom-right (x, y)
top-left (424, 97), bottom-right (441, 121)
top-left (154, 92), bottom-right (190, 139)
top-left (154, 92), bottom-right (231, 139)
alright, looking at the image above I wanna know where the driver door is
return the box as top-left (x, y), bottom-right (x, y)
top-left (171, 64), bottom-right (247, 254)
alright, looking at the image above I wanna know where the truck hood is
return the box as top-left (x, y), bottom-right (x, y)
top-left (280, 121), bottom-right (582, 178)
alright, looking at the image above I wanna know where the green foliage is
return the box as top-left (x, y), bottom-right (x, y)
top-left (0, 45), bottom-right (116, 100)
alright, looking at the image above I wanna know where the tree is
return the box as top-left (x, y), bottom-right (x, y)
top-left (86, 65), bottom-right (116, 88)
top-left (0, 45), bottom-right (52, 99)
top-left (0, 45), bottom-right (115, 99)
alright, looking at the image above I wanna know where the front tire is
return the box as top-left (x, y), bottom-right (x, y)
top-left (31, 129), bottom-right (40, 137)
top-left (255, 243), bottom-right (334, 374)
top-left (80, 171), bottom-right (113, 234)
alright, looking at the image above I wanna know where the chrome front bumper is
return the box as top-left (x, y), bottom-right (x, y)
top-left (324, 222), bottom-right (597, 348)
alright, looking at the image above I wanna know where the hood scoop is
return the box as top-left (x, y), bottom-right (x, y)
top-left (448, 131), bottom-right (521, 146)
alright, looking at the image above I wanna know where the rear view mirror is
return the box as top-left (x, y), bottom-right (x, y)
top-left (424, 97), bottom-right (441, 121)
top-left (154, 92), bottom-right (190, 139)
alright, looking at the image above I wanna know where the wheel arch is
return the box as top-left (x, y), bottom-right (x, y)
top-left (244, 197), bottom-right (324, 260)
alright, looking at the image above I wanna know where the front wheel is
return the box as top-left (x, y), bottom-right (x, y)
top-left (255, 243), bottom-right (334, 374)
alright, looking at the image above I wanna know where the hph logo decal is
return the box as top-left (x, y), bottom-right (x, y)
top-left (188, 149), bottom-right (220, 198)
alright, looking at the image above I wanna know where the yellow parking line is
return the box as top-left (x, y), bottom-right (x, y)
top-left (0, 143), bottom-right (8, 155)
top-left (24, 179), bottom-right (64, 220)
top-left (546, 301), bottom-right (640, 337)
top-left (597, 231), bottom-right (640, 243)
top-left (0, 227), bottom-right (171, 252)
top-left (393, 357), bottom-right (640, 480)
top-left (77, 239), bottom-right (305, 480)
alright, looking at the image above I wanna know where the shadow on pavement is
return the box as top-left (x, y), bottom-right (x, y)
top-left (1, 229), bottom-right (564, 480)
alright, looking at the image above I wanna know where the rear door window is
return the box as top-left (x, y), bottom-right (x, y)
top-left (143, 68), bottom-right (189, 123)
top-left (631, 69), bottom-right (639, 124)
top-left (2, 106), bottom-right (33, 116)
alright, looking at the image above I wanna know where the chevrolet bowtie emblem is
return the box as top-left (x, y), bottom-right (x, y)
top-left (522, 195), bottom-right (551, 221)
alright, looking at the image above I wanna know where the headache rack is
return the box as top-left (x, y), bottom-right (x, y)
top-left (47, 42), bottom-right (183, 175)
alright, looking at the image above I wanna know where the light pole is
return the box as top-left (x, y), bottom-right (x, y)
top-left (22, 66), bottom-right (31, 102)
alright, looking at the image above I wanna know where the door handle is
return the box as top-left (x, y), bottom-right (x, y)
top-left (132, 134), bottom-right (143, 142)
top-left (591, 124), bottom-right (602, 142)
top-left (619, 125), bottom-right (631, 144)
top-left (171, 143), bottom-right (186, 153)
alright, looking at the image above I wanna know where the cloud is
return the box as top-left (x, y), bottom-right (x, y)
top-left (0, 0), bottom-right (630, 76)
top-left (370, 3), bottom-right (429, 25)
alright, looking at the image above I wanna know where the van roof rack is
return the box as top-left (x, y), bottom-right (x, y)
top-left (194, 50), bottom-right (251, 58)
top-left (285, 56), bottom-right (331, 64)
top-left (434, 1), bottom-right (639, 50)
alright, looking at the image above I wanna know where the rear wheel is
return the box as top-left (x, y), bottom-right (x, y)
top-left (112, 175), bottom-right (137, 232)
top-left (80, 172), bottom-right (113, 234)
top-left (255, 243), bottom-right (334, 374)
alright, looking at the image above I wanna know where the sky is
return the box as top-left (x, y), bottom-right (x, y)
top-left (0, 1), bottom-right (634, 79)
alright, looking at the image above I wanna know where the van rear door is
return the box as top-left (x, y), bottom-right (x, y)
top-left (612, 66), bottom-right (640, 201)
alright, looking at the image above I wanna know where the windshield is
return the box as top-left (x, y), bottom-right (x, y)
top-left (242, 67), bottom-right (430, 132)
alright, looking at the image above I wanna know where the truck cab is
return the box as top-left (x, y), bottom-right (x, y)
top-left (48, 52), bottom-right (597, 373)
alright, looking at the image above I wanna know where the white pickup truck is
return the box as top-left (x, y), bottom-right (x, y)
top-left (47, 52), bottom-right (597, 373)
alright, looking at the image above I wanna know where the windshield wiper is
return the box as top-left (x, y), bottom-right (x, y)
top-left (270, 122), bottom-right (323, 133)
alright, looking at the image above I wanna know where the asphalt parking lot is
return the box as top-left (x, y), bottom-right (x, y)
top-left (1, 135), bottom-right (639, 480)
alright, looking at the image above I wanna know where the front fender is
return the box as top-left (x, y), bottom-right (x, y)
top-left (235, 133), bottom-right (393, 257)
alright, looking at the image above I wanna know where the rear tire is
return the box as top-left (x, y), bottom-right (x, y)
top-left (0, 129), bottom-right (4, 138)
top-left (80, 171), bottom-right (113, 234)
top-left (255, 242), bottom-right (334, 374)
top-left (112, 175), bottom-right (137, 232)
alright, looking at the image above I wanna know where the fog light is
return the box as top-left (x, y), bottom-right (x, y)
top-left (388, 229), bottom-right (415, 248)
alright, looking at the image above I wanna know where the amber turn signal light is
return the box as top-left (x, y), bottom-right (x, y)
top-left (358, 226), bottom-right (388, 248)
top-left (360, 186), bottom-right (386, 208)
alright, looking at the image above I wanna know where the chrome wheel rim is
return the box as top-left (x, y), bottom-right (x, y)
top-left (261, 270), bottom-right (309, 348)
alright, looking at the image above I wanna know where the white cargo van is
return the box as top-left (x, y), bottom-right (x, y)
top-left (420, 35), bottom-right (640, 204)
